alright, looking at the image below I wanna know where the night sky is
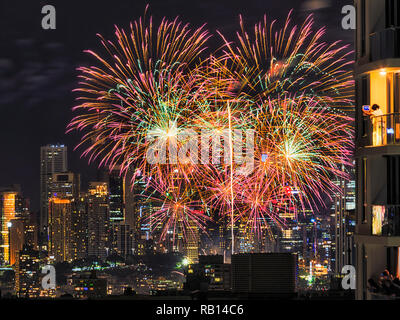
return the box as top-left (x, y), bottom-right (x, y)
top-left (0, 0), bottom-right (353, 212)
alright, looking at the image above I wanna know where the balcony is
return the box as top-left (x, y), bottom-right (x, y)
top-left (370, 28), bottom-right (400, 61)
top-left (363, 113), bottom-right (400, 146)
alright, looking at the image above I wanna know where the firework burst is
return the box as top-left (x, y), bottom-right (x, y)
top-left (68, 9), bottom-right (354, 247)
top-left (208, 11), bottom-right (354, 109)
top-left (142, 171), bottom-right (212, 243)
top-left (67, 7), bottom-right (210, 179)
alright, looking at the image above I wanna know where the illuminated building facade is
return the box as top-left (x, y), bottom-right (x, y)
top-left (185, 220), bottom-right (200, 263)
top-left (49, 172), bottom-right (80, 199)
top-left (124, 169), bottom-right (138, 240)
top-left (40, 144), bottom-right (68, 238)
top-left (112, 223), bottom-right (134, 257)
top-left (331, 166), bottom-right (356, 275)
top-left (15, 246), bottom-right (41, 298)
top-left (106, 168), bottom-right (136, 257)
top-left (87, 182), bottom-right (109, 260)
top-left (71, 195), bottom-right (88, 260)
top-left (186, 255), bottom-right (231, 291)
top-left (9, 219), bottom-right (24, 266)
top-left (131, 172), bottom-right (151, 254)
top-left (24, 221), bottom-right (38, 250)
top-left (48, 172), bottom-right (82, 262)
top-left (48, 197), bottom-right (73, 262)
top-left (108, 168), bottom-right (124, 223)
top-left (237, 218), bottom-right (257, 253)
top-left (355, 0), bottom-right (400, 299)
top-left (0, 189), bottom-right (23, 265)
top-left (73, 271), bottom-right (107, 299)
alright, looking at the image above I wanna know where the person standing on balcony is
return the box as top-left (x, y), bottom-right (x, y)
top-left (364, 104), bottom-right (385, 145)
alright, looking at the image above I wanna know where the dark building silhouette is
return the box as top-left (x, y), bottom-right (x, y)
top-left (231, 253), bottom-right (297, 297)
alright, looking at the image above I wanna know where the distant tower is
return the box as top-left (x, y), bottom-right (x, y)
top-left (332, 166), bottom-right (356, 275)
top-left (15, 246), bottom-right (42, 298)
top-left (108, 168), bottom-right (124, 255)
top-left (48, 172), bottom-right (81, 262)
top-left (185, 220), bottom-right (200, 263)
top-left (87, 182), bottom-right (109, 260)
top-left (0, 186), bottom-right (24, 264)
top-left (108, 168), bottom-right (125, 223)
top-left (71, 194), bottom-right (88, 261)
top-left (48, 197), bottom-right (73, 262)
top-left (40, 144), bottom-right (68, 239)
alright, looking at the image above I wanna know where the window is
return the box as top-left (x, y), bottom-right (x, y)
top-left (386, 72), bottom-right (400, 113)
top-left (372, 205), bottom-right (386, 235)
top-left (361, 158), bottom-right (367, 222)
top-left (387, 156), bottom-right (400, 204)
top-left (386, 247), bottom-right (400, 277)
top-left (386, 0), bottom-right (400, 27)
top-left (394, 73), bottom-right (400, 113)
top-left (372, 206), bottom-right (400, 236)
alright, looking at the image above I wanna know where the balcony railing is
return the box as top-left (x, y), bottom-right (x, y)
top-left (370, 28), bottom-right (400, 61)
top-left (363, 113), bottom-right (400, 146)
top-left (372, 205), bottom-right (400, 236)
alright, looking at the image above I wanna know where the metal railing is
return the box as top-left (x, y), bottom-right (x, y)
top-left (364, 113), bottom-right (400, 146)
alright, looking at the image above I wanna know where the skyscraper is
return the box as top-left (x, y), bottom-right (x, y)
top-left (40, 144), bottom-right (68, 239)
top-left (9, 219), bottom-right (24, 265)
top-left (71, 195), bottom-right (88, 261)
top-left (49, 172), bottom-right (80, 199)
top-left (331, 166), bottom-right (356, 275)
top-left (185, 220), bottom-right (200, 264)
top-left (15, 246), bottom-right (42, 298)
top-left (48, 172), bottom-right (81, 262)
top-left (87, 182), bottom-right (109, 260)
top-left (355, 0), bottom-right (400, 299)
top-left (0, 186), bottom-right (24, 264)
top-left (108, 167), bottom-right (128, 257)
top-left (108, 168), bottom-right (125, 223)
top-left (48, 197), bottom-right (73, 262)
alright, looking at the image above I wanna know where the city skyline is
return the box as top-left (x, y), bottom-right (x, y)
top-left (4, 0), bottom-right (400, 305)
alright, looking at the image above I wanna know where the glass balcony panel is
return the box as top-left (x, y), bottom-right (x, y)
top-left (372, 205), bottom-right (400, 236)
top-left (364, 113), bottom-right (400, 146)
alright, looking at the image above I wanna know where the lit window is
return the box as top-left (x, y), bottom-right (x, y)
top-left (372, 206), bottom-right (386, 235)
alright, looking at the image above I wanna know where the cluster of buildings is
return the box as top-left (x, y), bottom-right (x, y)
top-left (0, 141), bottom-right (359, 298)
